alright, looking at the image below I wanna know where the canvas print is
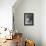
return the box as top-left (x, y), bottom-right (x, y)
top-left (24, 13), bottom-right (34, 26)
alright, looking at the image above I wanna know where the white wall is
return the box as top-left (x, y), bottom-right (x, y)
top-left (13, 0), bottom-right (41, 46)
top-left (0, 0), bottom-right (16, 30)
top-left (41, 0), bottom-right (46, 46)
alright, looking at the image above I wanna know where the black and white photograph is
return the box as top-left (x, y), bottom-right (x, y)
top-left (24, 13), bottom-right (34, 25)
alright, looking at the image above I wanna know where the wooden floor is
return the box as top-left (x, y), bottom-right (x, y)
top-left (0, 39), bottom-right (16, 46)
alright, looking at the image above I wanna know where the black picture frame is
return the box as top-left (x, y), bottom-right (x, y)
top-left (24, 13), bottom-right (34, 26)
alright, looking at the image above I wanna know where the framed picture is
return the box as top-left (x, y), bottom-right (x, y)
top-left (24, 13), bottom-right (34, 26)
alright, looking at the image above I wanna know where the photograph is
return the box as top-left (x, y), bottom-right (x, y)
top-left (24, 13), bottom-right (34, 26)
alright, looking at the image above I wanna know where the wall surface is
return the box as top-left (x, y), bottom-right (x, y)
top-left (13, 0), bottom-right (41, 46)
top-left (41, 0), bottom-right (46, 46)
top-left (0, 0), bottom-right (16, 30)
